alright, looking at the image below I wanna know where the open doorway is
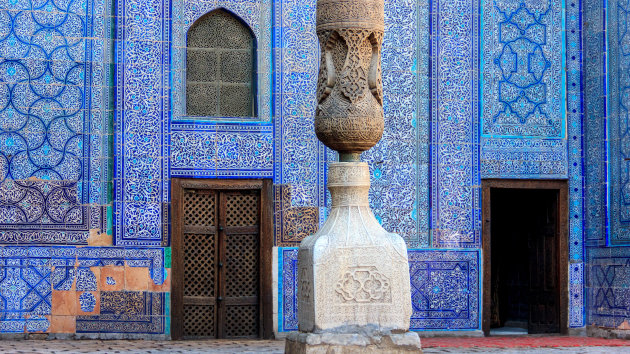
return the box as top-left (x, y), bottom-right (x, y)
top-left (482, 180), bottom-right (568, 336)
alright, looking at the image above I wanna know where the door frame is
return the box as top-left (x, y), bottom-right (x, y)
top-left (170, 178), bottom-right (274, 340)
top-left (481, 179), bottom-right (568, 336)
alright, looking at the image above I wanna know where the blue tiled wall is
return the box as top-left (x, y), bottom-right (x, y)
top-left (1, 0), bottom-right (629, 336)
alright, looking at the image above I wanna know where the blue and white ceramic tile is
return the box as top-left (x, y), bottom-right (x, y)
top-left (278, 248), bottom-right (480, 332)
top-left (481, 0), bottom-right (567, 179)
top-left (409, 249), bottom-right (480, 330)
top-left (606, 0), bottom-right (630, 245)
top-left (0, 0), bottom-right (109, 244)
top-left (430, 0), bottom-right (481, 248)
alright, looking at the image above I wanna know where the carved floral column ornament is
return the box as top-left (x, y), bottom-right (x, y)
top-left (285, 0), bottom-right (422, 352)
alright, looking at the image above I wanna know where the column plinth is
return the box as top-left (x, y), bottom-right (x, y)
top-left (285, 163), bottom-right (421, 353)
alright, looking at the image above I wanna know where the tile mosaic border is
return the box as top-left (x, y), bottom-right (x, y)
top-left (566, 0), bottom-right (585, 328)
top-left (114, 0), bottom-right (171, 246)
top-left (430, 0), bottom-right (481, 248)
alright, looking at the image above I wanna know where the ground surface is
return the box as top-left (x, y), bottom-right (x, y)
top-left (0, 336), bottom-right (628, 353)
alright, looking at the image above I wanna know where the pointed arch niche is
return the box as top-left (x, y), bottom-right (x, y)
top-left (172, 2), bottom-right (272, 122)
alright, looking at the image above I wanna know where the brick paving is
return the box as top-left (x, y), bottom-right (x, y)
top-left (0, 337), bottom-right (627, 353)
top-left (421, 336), bottom-right (630, 349)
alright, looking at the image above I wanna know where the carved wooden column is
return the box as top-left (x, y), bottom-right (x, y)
top-left (284, 0), bottom-right (422, 352)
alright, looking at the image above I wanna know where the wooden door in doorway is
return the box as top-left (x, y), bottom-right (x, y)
top-left (171, 179), bottom-right (273, 340)
top-left (482, 179), bottom-right (568, 336)
top-left (527, 190), bottom-right (559, 334)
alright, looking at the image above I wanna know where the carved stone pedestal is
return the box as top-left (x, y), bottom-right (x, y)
top-left (285, 330), bottom-right (421, 353)
top-left (284, 162), bottom-right (421, 353)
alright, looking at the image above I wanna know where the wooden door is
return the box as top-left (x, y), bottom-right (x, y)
top-left (181, 188), bottom-right (219, 338)
top-left (219, 190), bottom-right (260, 338)
top-left (171, 179), bottom-right (273, 340)
top-left (528, 191), bottom-right (559, 334)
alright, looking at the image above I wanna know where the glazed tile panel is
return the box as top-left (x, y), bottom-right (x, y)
top-left (170, 123), bottom-right (273, 177)
top-left (273, 0), bottom-right (429, 247)
top-left (364, 0), bottom-right (429, 247)
top-left (0, 0), bottom-right (109, 243)
top-left (0, 246), bottom-right (167, 333)
top-left (272, 0), bottom-right (325, 210)
top-left (582, 0), bottom-right (607, 247)
top-left (76, 291), bottom-right (166, 334)
top-left (481, 0), bottom-right (567, 179)
top-left (278, 248), bottom-right (480, 332)
top-left (608, 0), bottom-right (630, 245)
top-left (114, 0), bottom-right (170, 245)
top-left (431, 0), bottom-right (481, 248)
top-left (586, 247), bottom-right (630, 328)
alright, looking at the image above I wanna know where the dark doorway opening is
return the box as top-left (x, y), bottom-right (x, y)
top-left (482, 180), bottom-right (568, 336)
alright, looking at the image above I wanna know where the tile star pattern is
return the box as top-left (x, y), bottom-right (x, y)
top-left (0, 0), bottom-right (108, 244)
top-left (0, 246), bottom-right (165, 333)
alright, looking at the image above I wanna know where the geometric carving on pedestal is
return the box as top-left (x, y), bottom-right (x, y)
top-left (336, 266), bottom-right (391, 303)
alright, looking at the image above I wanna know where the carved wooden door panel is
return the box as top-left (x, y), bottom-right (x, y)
top-left (172, 181), bottom-right (262, 339)
top-left (182, 189), bottom-right (218, 338)
top-left (218, 191), bottom-right (260, 338)
top-left (528, 191), bottom-right (559, 334)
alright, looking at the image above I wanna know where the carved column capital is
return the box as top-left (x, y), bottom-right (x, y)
top-left (314, 0), bottom-right (385, 161)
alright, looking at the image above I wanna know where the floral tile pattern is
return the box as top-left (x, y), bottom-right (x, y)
top-left (278, 248), bottom-right (480, 332)
top-left (0, 0), bottom-right (624, 335)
